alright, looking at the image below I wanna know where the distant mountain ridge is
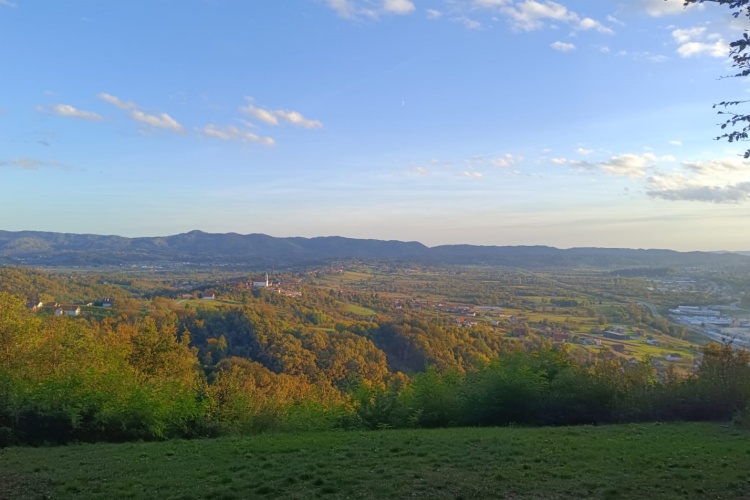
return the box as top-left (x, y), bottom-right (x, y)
top-left (1, 229), bottom-right (748, 270)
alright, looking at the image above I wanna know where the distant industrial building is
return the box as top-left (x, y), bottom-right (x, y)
top-left (669, 306), bottom-right (720, 317)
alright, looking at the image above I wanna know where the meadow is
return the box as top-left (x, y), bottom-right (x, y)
top-left (1, 423), bottom-right (748, 499)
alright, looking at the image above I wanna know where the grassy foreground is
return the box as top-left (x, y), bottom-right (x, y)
top-left (1, 423), bottom-right (749, 499)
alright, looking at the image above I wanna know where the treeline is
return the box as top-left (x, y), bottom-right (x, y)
top-left (1, 292), bottom-right (749, 447)
top-left (353, 344), bottom-right (750, 429)
top-left (0, 267), bottom-right (130, 304)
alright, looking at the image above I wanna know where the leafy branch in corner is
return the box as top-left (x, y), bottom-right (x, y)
top-left (683, 0), bottom-right (750, 157)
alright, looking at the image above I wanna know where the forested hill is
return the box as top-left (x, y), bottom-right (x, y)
top-left (1, 229), bottom-right (749, 270)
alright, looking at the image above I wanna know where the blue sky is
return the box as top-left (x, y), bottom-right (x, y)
top-left (1, 0), bottom-right (749, 250)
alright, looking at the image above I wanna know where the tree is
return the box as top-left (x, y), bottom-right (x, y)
top-left (683, 0), bottom-right (750, 156)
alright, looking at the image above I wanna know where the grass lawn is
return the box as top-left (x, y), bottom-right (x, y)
top-left (1, 423), bottom-right (749, 499)
top-left (344, 303), bottom-right (377, 317)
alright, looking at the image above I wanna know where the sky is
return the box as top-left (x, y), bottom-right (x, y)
top-left (1, 0), bottom-right (749, 251)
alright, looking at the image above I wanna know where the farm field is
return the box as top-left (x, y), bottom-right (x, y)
top-left (1, 423), bottom-right (749, 499)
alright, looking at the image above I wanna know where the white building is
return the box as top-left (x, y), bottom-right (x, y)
top-left (253, 273), bottom-right (269, 288)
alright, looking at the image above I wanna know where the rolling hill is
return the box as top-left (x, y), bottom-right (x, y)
top-left (1, 229), bottom-right (748, 270)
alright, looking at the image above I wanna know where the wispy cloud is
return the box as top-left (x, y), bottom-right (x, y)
top-left (682, 158), bottom-right (749, 176)
top-left (577, 17), bottom-right (614, 35)
top-left (648, 181), bottom-right (750, 203)
top-left (570, 153), bottom-right (673, 177)
top-left (383, 0), bottom-right (415, 15)
top-left (641, 0), bottom-right (703, 17)
top-left (98, 92), bottom-right (183, 132)
top-left (325, 0), bottom-right (415, 19)
top-left (97, 93), bottom-right (137, 110)
top-left (477, 0), bottom-right (613, 34)
top-left (131, 110), bottom-right (183, 132)
top-left (455, 16), bottom-right (482, 29)
top-left (616, 50), bottom-right (669, 63)
top-left (201, 124), bottom-right (275, 146)
top-left (45, 104), bottom-right (103, 121)
top-left (242, 103), bottom-right (280, 126)
top-left (551, 41), bottom-right (576, 52)
top-left (241, 98), bottom-right (322, 129)
top-left (0, 158), bottom-right (71, 170)
top-left (0, 0), bottom-right (17, 7)
top-left (274, 110), bottom-right (323, 129)
top-left (468, 152), bottom-right (521, 168)
top-left (326, 0), bottom-right (358, 19)
top-left (491, 153), bottom-right (521, 167)
top-left (426, 8), bottom-right (442, 19)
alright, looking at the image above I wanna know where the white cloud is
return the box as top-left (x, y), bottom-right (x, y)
top-left (672, 26), bottom-right (706, 44)
top-left (274, 110), bottom-right (323, 129)
top-left (669, 140), bottom-right (683, 146)
top-left (646, 157), bottom-right (750, 203)
top-left (642, 0), bottom-right (703, 17)
top-left (98, 92), bottom-right (185, 133)
top-left (500, 0), bottom-right (578, 31)
top-left (241, 98), bottom-right (322, 129)
top-left (326, 0), bottom-right (357, 18)
top-left (578, 17), bottom-right (614, 35)
top-left (474, 0), bottom-right (511, 6)
top-left (383, 0), bottom-right (415, 15)
top-left (575, 147), bottom-right (593, 155)
top-left (46, 104), bottom-right (103, 121)
top-left (468, 152), bottom-right (520, 167)
top-left (480, 0), bottom-right (611, 34)
top-left (550, 157), bottom-right (568, 164)
top-left (682, 158), bottom-right (749, 176)
top-left (324, 0), bottom-right (413, 19)
top-left (672, 26), bottom-right (728, 58)
top-left (492, 153), bottom-right (520, 167)
top-left (0, 0), bottom-right (17, 7)
top-left (455, 16), bottom-right (482, 29)
top-left (97, 93), bottom-right (137, 110)
top-left (648, 180), bottom-right (750, 203)
top-left (571, 152), bottom-right (673, 177)
top-left (463, 171), bottom-right (483, 178)
top-left (426, 8), bottom-right (442, 19)
top-left (411, 166), bottom-right (431, 176)
top-left (241, 102), bottom-right (280, 125)
top-left (201, 124), bottom-right (275, 146)
top-left (677, 40), bottom-right (728, 58)
top-left (36, 104), bottom-right (104, 121)
top-left (131, 110), bottom-right (183, 132)
top-left (597, 154), bottom-right (653, 177)
top-left (551, 41), bottom-right (576, 52)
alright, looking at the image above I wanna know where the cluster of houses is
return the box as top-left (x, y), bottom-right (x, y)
top-left (25, 299), bottom-right (113, 317)
top-left (195, 274), bottom-right (302, 301)
top-left (454, 317), bottom-right (479, 328)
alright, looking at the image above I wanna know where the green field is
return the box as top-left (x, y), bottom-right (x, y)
top-left (2, 423), bottom-right (748, 499)
top-left (344, 303), bottom-right (377, 317)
